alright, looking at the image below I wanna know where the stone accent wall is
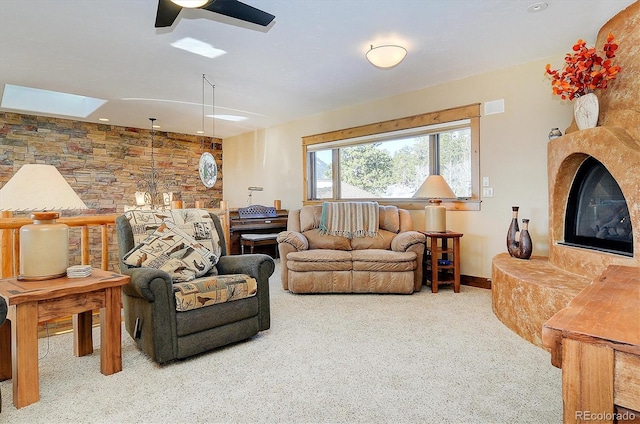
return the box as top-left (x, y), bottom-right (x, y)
top-left (0, 112), bottom-right (223, 271)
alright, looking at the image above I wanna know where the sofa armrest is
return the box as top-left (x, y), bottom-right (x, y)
top-left (277, 231), bottom-right (309, 251)
top-left (391, 231), bottom-right (426, 252)
top-left (120, 267), bottom-right (173, 302)
top-left (217, 254), bottom-right (274, 331)
top-left (391, 231), bottom-right (426, 292)
top-left (217, 254), bottom-right (275, 282)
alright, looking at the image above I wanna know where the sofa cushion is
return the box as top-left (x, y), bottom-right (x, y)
top-left (173, 274), bottom-right (257, 312)
top-left (286, 250), bottom-right (352, 271)
top-left (349, 229), bottom-right (396, 250)
top-left (378, 205), bottom-right (400, 233)
top-left (303, 229), bottom-right (351, 251)
top-left (351, 249), bottom-right (417, 272)
top-left (299, 205), bottom-right (323, 231)
top-left (123, 220), bottom-right (217, 282)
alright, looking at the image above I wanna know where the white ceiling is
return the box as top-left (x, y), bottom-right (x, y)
top-left (0, 0), bottom-right (634, 139)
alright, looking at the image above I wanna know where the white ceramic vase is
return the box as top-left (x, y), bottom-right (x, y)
top-left (573, 92), bottom-right (599, 130)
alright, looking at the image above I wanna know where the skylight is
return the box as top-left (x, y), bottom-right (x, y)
top-left (211, 114), bottom-right (247, 122)
top-left (1, 84), bottom-right (107, 118)
top-left (170, 37), bottom-right (227, 58)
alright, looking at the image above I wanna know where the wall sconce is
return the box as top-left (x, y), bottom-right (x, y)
top-left (413, 174), bottom-right (456, 232)
top-left (366, 44), bottom-right (407, 69)
top-left (0, 164), bottom-right (87, 280)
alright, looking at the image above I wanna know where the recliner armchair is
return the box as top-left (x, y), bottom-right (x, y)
top-left (116, 209), bottom-right (274, 364)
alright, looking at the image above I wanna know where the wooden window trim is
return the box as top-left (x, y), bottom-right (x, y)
top-left (302, 103), bottom-right (481, 211)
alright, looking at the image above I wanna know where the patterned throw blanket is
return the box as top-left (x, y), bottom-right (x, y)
top-left (319, 201), bottom-right (379, 239)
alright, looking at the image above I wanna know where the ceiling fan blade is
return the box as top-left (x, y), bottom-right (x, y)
top-left (155, 0), bottom-right (183, 28)
top-left (204, 0), bottom-right (275, 27)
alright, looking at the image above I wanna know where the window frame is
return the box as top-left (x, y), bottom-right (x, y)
top-left (302, 103), bottom-right (481, 211)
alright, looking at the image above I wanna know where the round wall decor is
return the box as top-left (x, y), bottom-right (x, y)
top-left (198, 152), bottom-right (217, 188)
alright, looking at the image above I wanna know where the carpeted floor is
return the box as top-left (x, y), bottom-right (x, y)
top-left (0, 260), bottom-right (562, 423)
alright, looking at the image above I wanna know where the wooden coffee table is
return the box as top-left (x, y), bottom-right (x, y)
top-left (0, 269), bottom-right (129, 408)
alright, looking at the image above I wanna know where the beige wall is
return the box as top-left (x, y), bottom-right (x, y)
top-left (223, 56), bottom-right (574, 278)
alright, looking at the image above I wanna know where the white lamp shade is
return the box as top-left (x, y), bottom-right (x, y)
top-left (413, 174), bottom-right (456, 199)
top-left (1, 164), bottom-right (86, 280)
top-left (0, 164), bottom-right (87, 211)
top-left (366, 44), bottom-right (407, 69)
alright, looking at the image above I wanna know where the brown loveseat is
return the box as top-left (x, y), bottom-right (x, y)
top-left (277, 203), bottom-right (425, 294)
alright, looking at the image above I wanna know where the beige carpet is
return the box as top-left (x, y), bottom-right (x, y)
top-left (0, 261), bottom-right (562, 423)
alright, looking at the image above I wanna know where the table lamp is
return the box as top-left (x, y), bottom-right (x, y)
top-left (413, 174), bottom-right (456, 232)
top-left (0, 164), bottom-right (87, 280)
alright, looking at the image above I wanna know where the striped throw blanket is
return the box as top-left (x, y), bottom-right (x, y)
top-left (319, 201), bottom-right (379, 239)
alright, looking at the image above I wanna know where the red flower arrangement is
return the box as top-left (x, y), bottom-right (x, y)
top-left (545, 33), bottom-right (622, 100)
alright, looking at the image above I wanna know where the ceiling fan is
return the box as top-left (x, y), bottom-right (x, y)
top-left (155, 0), bottom-right (275, 28)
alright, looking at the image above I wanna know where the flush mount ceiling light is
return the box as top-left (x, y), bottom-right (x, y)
top-left (366, 44), bottom-right (407, 69)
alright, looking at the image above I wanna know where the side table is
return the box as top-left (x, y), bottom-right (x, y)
top-left (542, 265), bottom-right (640, 422)
top-left (0, 269), bottom-right (130, 408)
top-left (420, 231), bottom-right (463, 293)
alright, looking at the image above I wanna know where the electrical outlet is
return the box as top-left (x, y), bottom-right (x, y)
top-left (482, 187), bottom-right (494, 198)
top-left (482, 177), bottom-right (490, 187)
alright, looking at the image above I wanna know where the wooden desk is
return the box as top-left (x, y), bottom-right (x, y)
top-left (420, 231), bottom-right (463, 293)
top-left (542, 265), bottom-right (640, 423)
top-left (0, 269), bottom-right (130, 408)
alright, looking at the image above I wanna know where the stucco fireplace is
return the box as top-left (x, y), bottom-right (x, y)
top-left (548, 127), bottom-right (639, 278)
top-left (492, 1), bottom-right (640, 348)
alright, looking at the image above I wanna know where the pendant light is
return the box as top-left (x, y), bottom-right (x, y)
top-left (198, 74), bottom-right (218, 189)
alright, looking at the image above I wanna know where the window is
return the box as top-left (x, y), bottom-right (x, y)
top-left (303, 104), bottom-right (480, 210)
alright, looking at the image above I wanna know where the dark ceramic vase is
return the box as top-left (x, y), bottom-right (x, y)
top-left (506, 206), bottom-right (533, 259)
top-left (516, 219), bottom-right (533, 259)
top-left (506, 206), bottom-right (520, 257)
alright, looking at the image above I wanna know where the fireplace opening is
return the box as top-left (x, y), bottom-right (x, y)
top-left (564, 156), bottom-right (633, 256)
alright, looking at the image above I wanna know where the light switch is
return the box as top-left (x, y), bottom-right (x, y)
top-left (482, 177), bottom-right (490, 187)
top-left (483, 187), bottom-right (494, 198)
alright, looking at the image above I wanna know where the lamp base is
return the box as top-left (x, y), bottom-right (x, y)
top-left (19, 211), bottom-right (70, 281)
top-left (424, 199), bottom-right (447, 232)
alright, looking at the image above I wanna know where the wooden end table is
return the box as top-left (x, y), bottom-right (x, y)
top-left (0, 269), bottom-right (130, 408)
top-left (542, 265), bottom-right (640, 422)
top-left (420, 231), bottom-right (463, 293)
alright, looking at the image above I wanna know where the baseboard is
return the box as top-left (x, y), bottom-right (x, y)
top-left (461, 274), bottom-right (492, 290)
